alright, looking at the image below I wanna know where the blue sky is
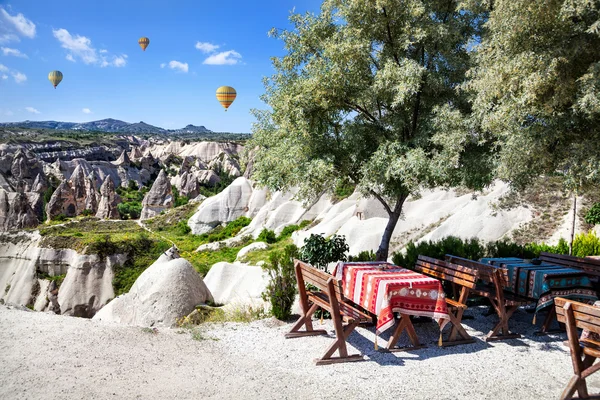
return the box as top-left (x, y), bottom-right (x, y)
top-left (0, 0), bottom-right (322, 132)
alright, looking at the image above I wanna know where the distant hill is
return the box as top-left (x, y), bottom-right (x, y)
top-left (0, 119), bottom-right (214, 135)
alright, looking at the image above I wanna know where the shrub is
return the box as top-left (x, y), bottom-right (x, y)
top-left (174, 220), bottom-right (191, 236)
top-left (51, 214), bottom-right (68, 222)
top-left (257, 228), bottom-right (277, 244)
top-left (262, 244), bottom-right (299, 320)
top-left (204, 217), bottom-right (252, 243)
top-left (392, 236), bottom-right (484, 268)
top-left (300, 233), bottom-right (349, 270)
top-left (348, 250), bottom-right (377, 262)
top-left (117, 201), bottom-right (142, 220)
top-left (277, 224), bottom-right (300, 241)
top-left (172, 187), bottom-right (189, 208)
top-left (81, 209), bottom-right (93, 217)
top-left (585, 203), bottom-right (600, 225)
top-left (572, 231), bottom-right (600, 257)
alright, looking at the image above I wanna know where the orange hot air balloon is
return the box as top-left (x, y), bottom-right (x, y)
top-left (138, 37), bottom-right (150, 51)
top-left (216, 86), bottom-right (236, 111)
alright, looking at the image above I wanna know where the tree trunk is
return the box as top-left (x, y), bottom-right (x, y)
top-left (375, 194), bottom-right (409, 261)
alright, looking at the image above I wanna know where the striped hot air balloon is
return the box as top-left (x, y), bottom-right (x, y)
top-left (48, 70), bottom-right (63, 89)
top-left (216, 86), bottom-right (236, 111)
top-left (138, 37), bottom-right (150, 51)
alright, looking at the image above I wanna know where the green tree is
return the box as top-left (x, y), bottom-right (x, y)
top-left (468, 0), bottom-right (600, 253)
top-left (250, 0), bottom-right (492, 260)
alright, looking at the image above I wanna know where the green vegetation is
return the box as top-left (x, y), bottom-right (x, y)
top-left (250, 2), bottom-right (493, 262)
top-left (257, 228), bottom-right (277, 244)
top-left (348, 250), bottom-right (377, 262)
top-left (116, 182), bottom-right (148, 220)
top-left (391, 234), bottom-right (600, 269)
top-left (172, 187), bottom-right (189, 208)
top-left (299, 234), bottom-right (349, 270)
top-left (261, 244), bottom-right (299, 320)
top-left (585, 203), bottom-right (600, 226)
top-left (277, 220), bottom-right (311, 241)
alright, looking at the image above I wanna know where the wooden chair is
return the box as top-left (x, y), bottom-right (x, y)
top-left (540, 252), bottom-right (600, 279)
top-left (445, 254), bottom-right (533, 341)
top-left (412, 255), bottom-right (477, 346)
top-left (555, 297), bottom-right (600, 400)
top-left (286, 259), bottom-right (373, 365)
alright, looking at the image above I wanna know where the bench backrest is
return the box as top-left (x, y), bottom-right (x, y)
top-left (414, 255), bottom-right (478, 289)
top-left (445, 254), bottom-right (510, 288)
top-left (555, 297), bottom-right (600, 335)
top-left (540, 252), bottom-right (600, 277)
top-left (294, 259), bottom-right (344, 300)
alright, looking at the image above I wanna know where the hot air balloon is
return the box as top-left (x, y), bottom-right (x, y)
top-left (216, 86), bottom-right (236, 111)
top-left (138, 37), bottom-right (150, 51)
top-left (48, 70), bottom-right (63, 89)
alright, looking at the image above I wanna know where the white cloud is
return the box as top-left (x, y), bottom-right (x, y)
top-left (195, 41), bottom-right (219, 53)
top-left (25, 106), bottom-right (39, 114)
top-left (53, 28), bottom-right (97, 64)
top-left (12, 71), bottom-right (26, 83)
top-left (203, 50), bottom-right (242, 65)
top-left (0, 8), bottom-right (36, 42)
top-left (53, 28), bottom-right (127, 68)
top-left (101, 54), bottom-right (127, 68)
top-left (160, 63), bottom-right (166, 68)
top-left (1, 74), bottom-right (7, 80)
top-left (1, 47), bottom-right (27, 58)
top-left (167, 60), bottom-right (188, 73)
top-left (82, 108), bottom-right (92, 114)
top-left (0, 63), bottom-right (7, 72)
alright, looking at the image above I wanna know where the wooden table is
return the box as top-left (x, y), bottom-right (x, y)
top-left (333, 261), bottom-right (450, 351)
top-left (480, 257), bottom-right (598, 332)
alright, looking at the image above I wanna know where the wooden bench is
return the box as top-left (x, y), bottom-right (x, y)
top-left (285, 259), bottom-right (373, 365)
top-left (540, 252), bottom-right (600, 279)
top-left (555, 297), bottom-right (600, 400)
top-left (411, 255), bottom-right (477, 346)
top-left (445, 254), bottom-right (533, 341)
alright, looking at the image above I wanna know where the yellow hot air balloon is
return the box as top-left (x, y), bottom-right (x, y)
top-left (48, 70), bottom-right (63, 89)
top-left (216, 86), bottom-right (236, 111)
top-left (138, 37), bottom-right (150, 51)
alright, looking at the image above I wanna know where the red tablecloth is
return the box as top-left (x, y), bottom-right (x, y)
top-left (333, 261), bottom-right (450, 334)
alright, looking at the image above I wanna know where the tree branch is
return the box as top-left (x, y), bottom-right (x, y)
top-left (369, 189), bottom-right (392, 216)
top-left (382, 7), bottom-right (401, 67)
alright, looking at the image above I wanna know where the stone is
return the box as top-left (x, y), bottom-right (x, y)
top-left (92, 246), bottom-right (213, 327)
top-left (0, 189), bottom-right (40, 231)
top-left (203, 262), bottom-right (268, 306)
top-left (140, 170), bottom-right (173, 220)
top-left (96, 175), bottom-right (121, 219)
top-left (236, 242), bottom-right (268, 261)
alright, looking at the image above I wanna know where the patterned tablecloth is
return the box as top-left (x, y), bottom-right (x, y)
top-left (333, 261), bottom-right (450, 334)
top-left (480, 257), bottom-right (598, 312)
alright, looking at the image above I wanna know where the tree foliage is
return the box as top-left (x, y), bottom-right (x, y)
top-left (468, 0), bottom-right (600, 190)
top-left (250, 0), bottom-right (493, 260)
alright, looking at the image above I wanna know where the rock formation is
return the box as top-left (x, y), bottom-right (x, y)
top-left (0, 189), bottom-right (40, 231)
top-left (203, 262), bottom-right (267, 306)
top-left (45, 166), bottom-right (99, 219)
top-left (92, 246), bottom-right (213, 327)
top-left (140, 170), bottom-right (173, 220)
top-left (96, 176), bottom-right (121, 219)
top-left (188, 177), bottom-right (265, 234)
top-left (113, 150), bottom-right (131, 167)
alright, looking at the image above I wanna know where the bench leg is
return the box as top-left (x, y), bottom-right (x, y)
top-left (314, 322), bottom-right (365, 365)
top-left (285, 303), bottom-right (328, 338)
top-left (383, 314), bottom-right (426, 352)
top-left (442, 310), bottom-right (475, 347)
top-left (485, 306), bottom-right (521, 341)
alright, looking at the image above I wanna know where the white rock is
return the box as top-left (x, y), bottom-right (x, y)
top-left (236, 242), bottom-right (268, 261)
top-left (93, 248), bottom-right (213, 327)
top-left (203, 262), bottom-right (268, 306)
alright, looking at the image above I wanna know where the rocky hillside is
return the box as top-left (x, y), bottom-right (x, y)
top-left (0, 138), bottom-right (245, 232)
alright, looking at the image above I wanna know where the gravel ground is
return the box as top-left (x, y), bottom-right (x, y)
top-left (1, 304), bottom-right (599, 400)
